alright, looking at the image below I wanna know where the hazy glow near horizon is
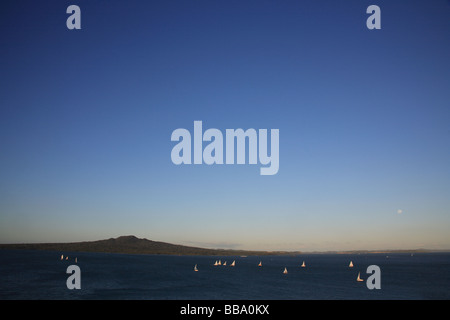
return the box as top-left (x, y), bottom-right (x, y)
top-left (0, 0), bottom-right (449, 251)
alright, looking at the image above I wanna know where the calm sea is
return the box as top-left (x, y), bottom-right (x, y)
top-left (0, 249), bottom-right (449, 300)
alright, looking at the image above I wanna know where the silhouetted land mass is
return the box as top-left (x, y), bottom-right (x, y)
top-left (0, 236), bottom-right (438, 256)
top-left (0, 235), bottom-right (298, 256)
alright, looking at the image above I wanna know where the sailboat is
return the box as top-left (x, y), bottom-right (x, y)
top-left (258, 261), bottom-right (262, 267)
top-left (65, 256), bottom-right (68, 260)
top-left (230, 260), bottom-right (235, 267)
top-left (356, 272), bottom-right (364, 282)
top-left (218, 260), bottom-right (222, 266)
top-left (349, 261), bottom-right (353, 268)
top-left (214, 260), bottom-right (218, 266)
top-left (194, 264), bottom-right (198, 272)
top-left (60, 254), bottom-right (64, 260)
top-left (301, 261), bottom-right (306, 268)
top-left (75, 257), bottom-right (77, 263)
top-left (283, 267), bottom-right (288, 274)
top-left (223, 261), bottom-right (227, 266)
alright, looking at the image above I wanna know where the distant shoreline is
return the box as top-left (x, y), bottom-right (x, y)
top-left (0, 235), bottom-right (444, 256)
top-left (0, 235), bottom-right (299, 256)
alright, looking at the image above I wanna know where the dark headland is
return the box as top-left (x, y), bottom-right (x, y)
top-left (0, 236), bottom-right (437, 256)
top-left (0, 235), bottom-right (298, 256)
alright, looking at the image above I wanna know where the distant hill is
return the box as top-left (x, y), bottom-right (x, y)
top-left (0, 236), bottom-right (439, 255)
top-left (0, 235), bottom-right (297, 256)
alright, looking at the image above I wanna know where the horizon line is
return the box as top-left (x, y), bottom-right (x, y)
top-left (1, 235), bottom-right (449, 254)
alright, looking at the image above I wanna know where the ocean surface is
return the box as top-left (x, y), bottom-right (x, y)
top-left (0, 249), bottom-right (449, 300)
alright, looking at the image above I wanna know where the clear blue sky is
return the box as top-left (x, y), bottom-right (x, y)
top-left (1, 0), bottom-right (449, 251)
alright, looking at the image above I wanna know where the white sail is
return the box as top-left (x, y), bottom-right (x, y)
top-left (230, 260), bottom-right (235, 267)
top-left (75, 257), bottom-right (77, 263)
top-left (61, 254), bottom-right (64, 260)
top-left (301, 261), bottom-right (305, 267)
top-left (357, 272), bottom-right (364, 282)
top-left (283, 267), bottom-right (288, 274)
top-left (349, 261), bottom-right (353, 268)
top-left (223, 261), bottom-right (227, 266)
top-left (194, 264), bottom-right (198, 272)
top-left (218, 260), bottom-right (222, 265)
top-left (258, 261), bottom-right (262, 267)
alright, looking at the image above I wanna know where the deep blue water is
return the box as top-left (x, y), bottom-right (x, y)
top-left (0, 250), bottom-right (449, 299)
